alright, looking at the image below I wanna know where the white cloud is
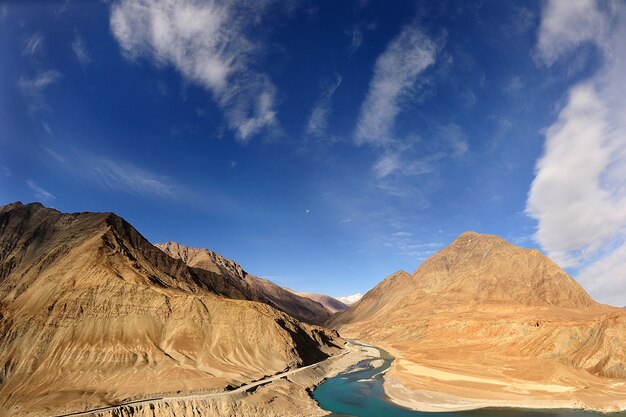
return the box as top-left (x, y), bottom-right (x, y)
top-left (536, 0), bottom-right (609, 65)
top-left (1, 166), bottom-right (11, 177)
top-left (18, 70), bottom-right (62, 114)
top-left (528, 1), bottom-right (626, 305)
top-left (26, 179), bottom-right (55, 203)
top-left (110, 0), bottom-right (282, 142)
top-left (72, 34), bottom-right (91, 67)
top-left (306, 75), bottom-right (342, 138)
top-left (577, 240), bottom-right (626, 307)
top-left (354, 25), bottom-right (436, 146)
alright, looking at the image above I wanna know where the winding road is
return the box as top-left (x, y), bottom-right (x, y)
top-left (52, 346), bottom-right (351, 417)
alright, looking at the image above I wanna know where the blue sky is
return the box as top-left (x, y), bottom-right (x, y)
top-left (1, 0), bottom-right (625, 305)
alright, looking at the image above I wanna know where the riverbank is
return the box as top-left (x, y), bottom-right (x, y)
top-left (60, 341), bottom-right (371, 417)
top-left (380, 345), bottom-right (626, 414)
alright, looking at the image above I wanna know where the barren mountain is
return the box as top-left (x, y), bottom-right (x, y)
top-left (0, 202), bottom-right (342, 417)
top-left (288, 291), bottom-right (348, 314)
top-left (333, 231), bottom-right (626, 412)
top-left (156, 241), bottom-right (331, 324)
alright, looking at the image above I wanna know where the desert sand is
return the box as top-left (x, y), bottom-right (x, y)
top-left (334, 231), bottom-right (626, 413)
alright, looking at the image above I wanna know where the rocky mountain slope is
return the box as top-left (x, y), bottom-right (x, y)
top-left (155, 241), bottom-right (332, 324)
top-left (0, 202), bottom-right (342, 417)
top-left (332, 231), bottom-right (626, 412)
top-left (288, 291), bottom-right (348, 314)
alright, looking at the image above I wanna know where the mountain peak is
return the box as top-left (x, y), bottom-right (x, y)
top-left (410, 232), bottom-right (595, 307)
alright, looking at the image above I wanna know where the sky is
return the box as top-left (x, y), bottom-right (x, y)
top-left (1, 0), bottom-right (625, 306)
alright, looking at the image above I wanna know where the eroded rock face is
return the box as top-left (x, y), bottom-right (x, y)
top-left (0, 202), bottom-right (342, 417)
top-left (333, 232), bottom-right (626, 411)
top-left (156, 241), bottom-right (332, 324)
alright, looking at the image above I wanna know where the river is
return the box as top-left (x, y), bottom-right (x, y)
top-left (312, 345), bottom-right (623, 417)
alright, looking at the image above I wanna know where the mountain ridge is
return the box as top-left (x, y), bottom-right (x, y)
top-left (155, 241), bottom-right (333, 324)
top-left (0, 202), bottom-right (342, 417)
top-left (332, 231), bottom-right (626, 412)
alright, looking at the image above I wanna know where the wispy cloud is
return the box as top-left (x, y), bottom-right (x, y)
top-left (371, 124), bottom-right (467, 179)
top-left (346, 21), bottom-right (376, 57)
top-left (71, 33), bottom-right (91, 67)
top-left (354, 25), bottom-right (436, 146)
top-left (18, 70), bottom-right (62, 115)
top-left (305, 74), bottom-right (342, 138)
top-left (22, 32), bottom-right (44, 59)
top-left (87, 156), bottom-right (176, 198)
top-left (110, 0), bottom-right (286, 142)
top-left (26, 179), bottom-right (55, 203)
top-left (528, 0), bottom-right (626, 306)
top-left (44, 147), bottom-right (66, 163)
top-left (383, 231), bottom-right (442, 260)
top-left (1, 166), bottom-right (11, 177)
top-left (502, 75), bottom-right (524, 95)
top-left (437, 123), bottom-right (468, 157)
top-left (372, 150), bottom-right (433, 179)
top-left (46, 147), bottom-right (180, 199)
top-left (347, 24), bottom-right (364, 57)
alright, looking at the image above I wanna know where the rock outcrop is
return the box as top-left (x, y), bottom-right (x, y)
top-left (0, 202), bottom-right (342, 417)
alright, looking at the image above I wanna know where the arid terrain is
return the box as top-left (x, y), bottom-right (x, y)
top-left (155, 241), bottom-right (335, 324)
top-left (0, 202), bottom-right (348, 417)
top-left (2, 202), bottom-right (626, 417)
top-left (333, 232), bottom-right (626, 413)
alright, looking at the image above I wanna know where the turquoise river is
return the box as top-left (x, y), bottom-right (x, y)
top-left (311, 345), bottom-right (626, 417)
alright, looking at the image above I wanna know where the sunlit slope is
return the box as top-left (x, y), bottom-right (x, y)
top-left (156, 241), bottom-right (333, 324)
top-left (333, 232), bottom-right (626, 412)
top-left (0, 202), bottom-right (341, 417)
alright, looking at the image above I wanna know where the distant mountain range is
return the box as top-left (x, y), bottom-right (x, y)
top-left (155, 241), bottom-right (342, 324)
top-left (336, 293), bottom-right (363, 305)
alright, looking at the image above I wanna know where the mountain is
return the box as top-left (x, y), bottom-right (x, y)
top-left (336, 293), bottom-right (363, 305)
top-left (333, 232), bottom-right (626, 412)
top-left (155, 241), bottom-right (332, 324)
top-left (288, 291), bottom-right (348, 313)
top-left (0, 202), bottom-right (342, 417)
